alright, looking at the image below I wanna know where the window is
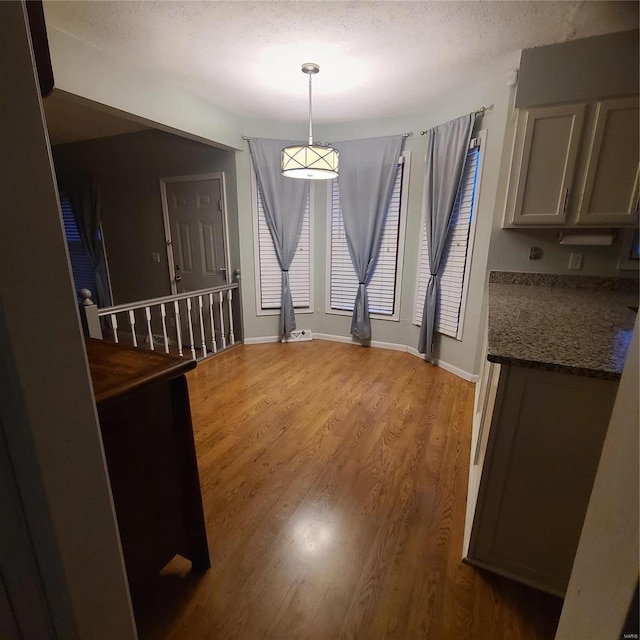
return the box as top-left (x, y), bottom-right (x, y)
top-left (252, 177), bottom-right (312, 313)
top-left (414, 136), bottom-right (483, 338)
top-left (328, 155), bottom-right (408, 318)
top-left (60, 192), bottom-right (96, 300)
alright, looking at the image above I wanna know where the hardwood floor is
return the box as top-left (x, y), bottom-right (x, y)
top-left (135, 342), bottom-right (563, 639)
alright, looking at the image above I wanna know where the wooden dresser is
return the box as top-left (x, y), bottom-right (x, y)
top-left (86, 339), bottom-right (209, 598)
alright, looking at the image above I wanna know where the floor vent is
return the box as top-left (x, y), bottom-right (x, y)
top-left (282, 329), bottom-right (312, 343)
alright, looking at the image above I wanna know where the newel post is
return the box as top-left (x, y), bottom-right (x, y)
top-left (79, 289), bottom-right (103, 339)
top-left (232, 269), bottom-right (244, 344)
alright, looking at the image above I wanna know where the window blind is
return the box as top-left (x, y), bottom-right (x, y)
top-left (414, 145), bottom-right (480, 337)
top-left (256, 185), bottom-right (311, 310)
top-left (329, 160), bottom-right (404, 316)
top-left (60, 193), bottom-right (96, 300)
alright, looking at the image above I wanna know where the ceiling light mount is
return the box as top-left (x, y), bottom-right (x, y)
top-left (301, 62), bottom-right (319, 76)
top-left (281, 63), bottom-right (339, 180)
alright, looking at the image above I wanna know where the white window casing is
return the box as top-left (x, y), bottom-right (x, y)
top-left (326, 153), bottom-right (410, 321)
top-left (414, 131), bottom-right (485, 340)
top-left (251, 170), bottom-right (313, 315)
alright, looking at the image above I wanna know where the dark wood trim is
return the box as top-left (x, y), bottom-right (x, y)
top-left (25, 1), bottom-right (54, 97)
top-left (170, 376), bottom-right (210, 571)
top-left (87, 339), bottom-right (208, 600)
top-left (86, 339), bottom-right (196, 404)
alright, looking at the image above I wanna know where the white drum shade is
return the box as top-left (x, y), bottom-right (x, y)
top-left (281, 144), bottom-right (339, 180)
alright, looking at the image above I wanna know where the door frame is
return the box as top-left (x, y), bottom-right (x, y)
top-left (159, 172), bottom-right (232, 295)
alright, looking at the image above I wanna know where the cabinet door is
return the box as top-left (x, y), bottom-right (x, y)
top-left (467, 366), bottom-right (617, 596)
top-left (575, 97), bottom-right (640, 226)
top-left (509, 104), bottom-right (585, 225)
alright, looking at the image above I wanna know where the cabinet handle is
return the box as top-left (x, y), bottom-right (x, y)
top-left (562, 188), bottom-right (570, 215)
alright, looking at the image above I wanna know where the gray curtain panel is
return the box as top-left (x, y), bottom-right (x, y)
top-left (67, 175), bottom-right (112, 307)
top-left (248, 138), bottom-right (310, 338)
top-left (334, 135), bottom-right (404, 341)
top-left (418, 113), bottom-right (476, 360)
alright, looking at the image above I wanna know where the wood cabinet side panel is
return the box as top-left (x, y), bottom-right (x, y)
top-left (463, 349), bottom-right (500, 556)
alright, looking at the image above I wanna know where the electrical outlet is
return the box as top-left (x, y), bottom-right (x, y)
top-left (568, 252), bottom-right (583, 270)
top-left (529, 246), bottom-right (543, 260)
top-left (151, 252), bottom-right (161, 263)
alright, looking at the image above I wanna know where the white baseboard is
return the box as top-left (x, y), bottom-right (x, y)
top-left (317, 334), bottom-right (478, 382)
top-left (243, 335), bottom-right (280, 345)
top-left (315, 333), bottom-right (405, 353)
top-left (313, 332), bottom-right (354, 345)
top-left (406, 346), bottom-right (422, 359)
top-left (434, 359), bottom-right (478, 383)
top-left (282, 329), bottom-right (313, 343)
top-left (407, 346), bottom-right (478, 382)
top-left (243, 333), bottom-right (477, 383)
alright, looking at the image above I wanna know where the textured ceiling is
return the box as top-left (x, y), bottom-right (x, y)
top-left (43, 1), bottom-right (638, 124)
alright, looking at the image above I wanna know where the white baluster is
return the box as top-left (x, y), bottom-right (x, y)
top-left (186, 298), bottom-right (196, 360)
top-left (110, 314), bottom-right (119, 343)
top-left (128, 309), bottom-right (137, 347)
top-left (173, 300), bottom-right (183, 357)
top-left (145, 306), bottom-right (154, 351)
top-left (208, 293), bottom-right (217, 353)
top-left (218, 291), bottom-right (226, 350)
top-left (160, 303), bottom-right (169, 354)
top-left (227, 288), bottom-right (235, 346)
top-left (197, 295), bottom-right (207, 357)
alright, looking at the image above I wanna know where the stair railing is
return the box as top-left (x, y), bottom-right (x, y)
top-left (80, 275), bottom-right (242, 360)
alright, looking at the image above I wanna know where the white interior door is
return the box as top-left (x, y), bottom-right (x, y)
top-left (164, 176), bottom-right (228, 294)
top-left (161, 175), bottom-right (230, 352)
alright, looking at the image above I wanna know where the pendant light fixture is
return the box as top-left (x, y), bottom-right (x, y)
top-left (281, 63), bottom-right (339, 180)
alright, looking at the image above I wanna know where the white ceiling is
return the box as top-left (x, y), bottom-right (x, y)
top-left (43, 1), bottom-right (638, 126)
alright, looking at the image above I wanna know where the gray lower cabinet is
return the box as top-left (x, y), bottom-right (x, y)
top-left (464, 363), bottom-right (618, 596)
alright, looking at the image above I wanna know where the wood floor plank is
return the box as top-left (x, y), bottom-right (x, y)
top-left (135, 342), bottom-right (563, 640)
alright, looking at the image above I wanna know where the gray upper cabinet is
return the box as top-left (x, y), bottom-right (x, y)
top-left (504, 96), bottom-right (640, 228)
top-left (574, 97), bottom-right (640, 226)
top-left (505, 104), bottom-right (585, 226)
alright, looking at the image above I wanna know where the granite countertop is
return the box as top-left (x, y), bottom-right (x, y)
top-left (487, 272), bottom-right (639, 380)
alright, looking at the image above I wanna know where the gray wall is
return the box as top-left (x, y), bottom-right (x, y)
top-left (516, 30), bottom-right (639, 108)
top-left (47, 27), bottom-right (243, 150)
top-left (487, 226), bottom-right (638, 277)
top-left (51, 30), bottom-right (639, 380)
top-left (237, 33), bottom-right (638, 379)
top-left (53, 129), bottom-right (240, 304)
top-left (0, 3), bottom-right (136, 637)
top-left (236, 59), bottom-right (519, 379)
